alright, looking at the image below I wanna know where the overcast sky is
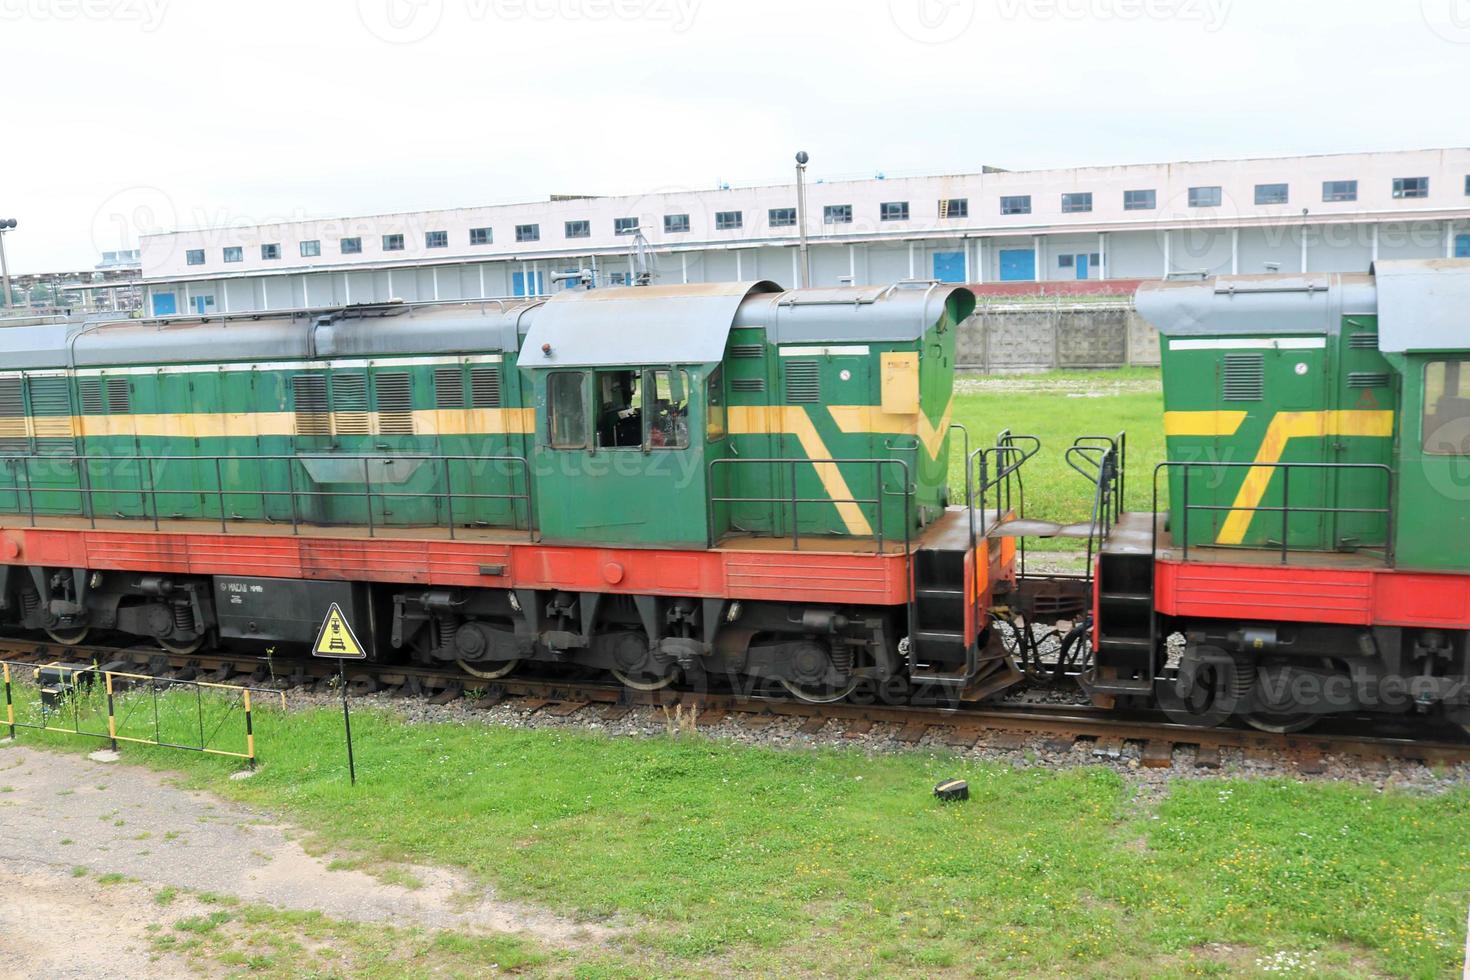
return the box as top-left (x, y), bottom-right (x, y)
top-left (3, 0), bottom-right (1468, 272)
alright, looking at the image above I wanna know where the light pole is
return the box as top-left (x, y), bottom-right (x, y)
top-left (794, 151), bottom-right (811, 288)
top-left (0, 219), bottom-right (14, 310)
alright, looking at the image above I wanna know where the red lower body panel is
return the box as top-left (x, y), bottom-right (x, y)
top-left (1155, 559), bottom-right (1470, 630)
top-left (0, 525), bottom-right (911, 606)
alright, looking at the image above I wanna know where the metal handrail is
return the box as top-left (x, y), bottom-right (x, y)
top-left (967, 432), bottom-right (1041, 578)
top-left (0, 453), bottom-right (536, 540)
top-left (1150, 459), bottom-right (1395, 566)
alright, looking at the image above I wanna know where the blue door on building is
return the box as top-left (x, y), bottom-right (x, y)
top-left (151, 292), bottom-right (177, 316)
top-left (998, 249), bottom-right (1036, 282)
top-left (512, 271), bottom-right (545, 297)
top-left (932, 251), bottom-right (966, 283)
top-left (1456, 234), bottom-right (1470, 258)
top-left (1075, 254), bottom-right (1089, 280)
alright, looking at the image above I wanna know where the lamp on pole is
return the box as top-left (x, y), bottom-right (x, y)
top-left (794, 151), bottom-right (811, 288)
top-left (0, 219), bottom-right (15, 310)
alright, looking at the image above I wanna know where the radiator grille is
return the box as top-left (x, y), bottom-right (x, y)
top-left (331, 374), bottom-right (370, 436)
top-left (1348, 332), bottom-right (1379, 349)
top-left (784, 361), bottom-right (820, 404)
top-left (731, 378), bottom-right (766, 393)
top-left (433, 368), bottom-right (465, 409)
top-left (375, 372), bottom-right (414, 434)
top-left (78, 378), bottom-right (104, 414)
top-left (1347, 372), bottom-right (1391, 389)
top-left (292, 375), bottom-right (330, 436)
top-left (106, 378), bottom-right (130, 414)
top-left (470, 367), bottom-right (502, 408)
top-left (729, 343), bottom-right (765, 358)
top-left (1221, 354), bottom-right (1264, 402)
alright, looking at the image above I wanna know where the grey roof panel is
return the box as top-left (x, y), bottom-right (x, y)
top-left (313, 301), bottom-right (536, 358)
top-left (1135, 273), bottom-right (1377, 337)
top-left (1372, 258), bottom-right (1470, 353)
top-left (733, 282), bottom-right (976, 343)
top-left (521, 281), bottom-right (781, 369)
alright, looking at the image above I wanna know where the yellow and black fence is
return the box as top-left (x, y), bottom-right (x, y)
top-left (1, 659), bottom-right (284, 767)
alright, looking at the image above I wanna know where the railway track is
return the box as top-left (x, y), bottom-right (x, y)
top-left (3, 636), bottom-right (1468, 774)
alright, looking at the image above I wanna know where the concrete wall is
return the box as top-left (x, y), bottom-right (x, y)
top-left (956, 303), bottom-right (1160, 372)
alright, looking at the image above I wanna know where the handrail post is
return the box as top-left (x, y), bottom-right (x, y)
top-left (1181, 463), bottom-right (1190, 563)
top-left (790, 460), bottom-right (799, 551)
top-left (146, 456), bottom-right (160, 531)
top-left (22, 456), bottom-right (34, 527)
top-left (215, 457), bottom-right (227, 533)
top-left (444, 458), bottom-right (456, 540)
top-left (363, 457), bottom-right (375, 537)
top-left (286, 458), bottom-right (300, 535)
top-left (1280, 465), bottom-right (1290, 565)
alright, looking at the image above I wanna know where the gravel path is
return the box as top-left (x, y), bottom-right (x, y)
top-left (0, 742), bottom-right (613, 977)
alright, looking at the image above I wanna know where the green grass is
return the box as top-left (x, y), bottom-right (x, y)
top-left (948, 368), bottom-right (1165, 527)
top-left (6, 689), bottom-right (1470, 977)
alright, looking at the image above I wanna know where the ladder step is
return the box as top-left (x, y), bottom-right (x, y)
top-left (1099, 635), bottom-right (1152, 650)
top-left (1100, 592), bottom-right (1152, 605)
top-left (916, 587), bottom-right (965, 598)
top-left (913, 630), bottom-right (964, 645)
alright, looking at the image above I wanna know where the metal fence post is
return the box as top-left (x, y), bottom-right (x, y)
top-left (104, 672), bottom-right (118, 752)
top-left (3, 662), bottom-right (13, 739)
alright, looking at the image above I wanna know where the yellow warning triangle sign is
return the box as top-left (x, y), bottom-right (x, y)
top-left (313, 602), bottom-right (366, 659)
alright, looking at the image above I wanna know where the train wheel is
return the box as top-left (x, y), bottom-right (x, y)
top-left (612, 667), bottom-right (676, 691)
top-left (44, 626), bottom-right (89, 646)
top-left (457, 658), bottom-right (520, 681)
top-left (1244, 712), bottom-right (1318, 735)
top-left (779, 677), bottom-right (858, 704)
top-left (159, 636), bottom-right (206, 655)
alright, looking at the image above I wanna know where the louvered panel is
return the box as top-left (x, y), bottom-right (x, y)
top-left (27, 377), bottom-right (74, 440)
top-left (105, 378), bottom-right (130, 414)
top-left (729, 343), bottom-right (765, 358)
top-left (0, 377), bottom-right (25, 453)
top-left (731, 378), bottom-right (766, 393)
top-left (78, 378), bottom-right (104, 414)
top-left (1221, 354), bottom-right (1264, 402)
top-left (331, 374), bottom-right (370, 436)
top-left (1347, 372), bottom-right (1391, 389)
top-left (469, 367), bottom-right (501, 408)
top-left (375, 372), bottom-right (414, 435)
top-left (1348, 332), bottom-right (1379, 350)
top-left (433, 367), bottom-right (465, 409)
top-left (292, 375), bottom-right (330, 436)
top-left (784, 361), bottom-right (820, 404)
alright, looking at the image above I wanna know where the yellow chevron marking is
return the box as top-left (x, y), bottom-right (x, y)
top-left (827, 394), bottom-right (956, 459)
top-left (62, 409), bottom-right (536, 440)
top-left (1162, 410), bottom-right (1249, 437)
top-left (1216, 410), bottom-right (1396, 545)
top-left (726, 406), bottom-right (873, 536)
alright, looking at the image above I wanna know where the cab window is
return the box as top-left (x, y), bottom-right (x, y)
top-left (1423, 360), bottom-right (1470, 455)
top-left (594, 370), bottom-right (642, 449)
top-left (646, 369), bottom-right (690, 449)
top-left (706, 367), bottom-right (726, 441)
top-left (548, 371), bottom-right (587, 448)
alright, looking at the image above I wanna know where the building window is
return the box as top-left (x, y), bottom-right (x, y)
top-left (382, 234), bottom-right (405, 252)
top-left (564, 220), bottom-right (590, 239)
top-left (1322, 180), bottom-right (1358, 203)
top-left (715, 210), bottom-right (743, 231)
top-left (1000, 195), bottom-right (1032, 216)
top-left (515, 224), bottom-right (540, 243)
top-left (1255, 183), bottom-right (1289, 205)
top-left (1189, 186), bottom-right (1222, 208)
top-left (1465, 175), bottom-right (1470, 196)
top-left (300, 240), bottom-right (321, 257)
top-left (261, 243), bottom-right (281, 260)
top-left (340, 237), bottom-right (363, 254)
top-left (880, 201), bottom-right (909, 221)
top-left (823, 204), bottom-right (852, 224)
top-left (938, 198), bottom-right (968, 219)
top-left (768, 207), bottom-right (796, 227)
top-left (222, 246), bottom-right (243, 263)
top-left (470, 227), bottom-right (492, 246)
top-left (1123, 189), bottom-right (1156, 211)
top-left (664, 213), bottom-right (689, 233)
top-left (425, 230), bottom-right (448, 248)
top-left (1393, 176), bottom-right (1430, 199)
top-left (185, 249), bottom-right (205, 266)
top-left (1058, 254), bottom-right (1074, 269)
top-left (1061, 192), bottom-right (1093, 213)
top-left (613, 217), bottom-right (639, 236)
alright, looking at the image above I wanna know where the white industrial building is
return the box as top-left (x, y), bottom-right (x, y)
top-left (138, 148), bottom-right (1470, 317)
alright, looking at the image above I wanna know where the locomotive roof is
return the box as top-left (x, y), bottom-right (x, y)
top-left (521, 280), bottom-right (781, 369)
top-left (1135, 272), bottom-right (1378, 338)
top-left (1372, 258), bottom-right (1470, 353)
top-left (733, 282), bottom-right (977, 344)
top-left (0, 300), bottom-right (537, 370)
